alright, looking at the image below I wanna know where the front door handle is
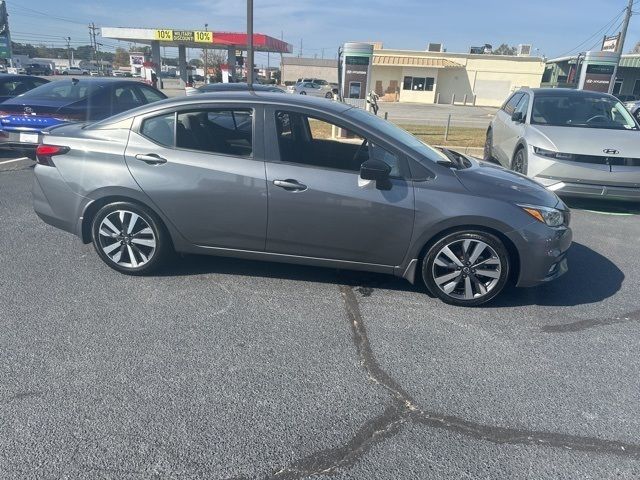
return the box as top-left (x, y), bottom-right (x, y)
top-left (273, 179), bottom-right (307, 192)
top-left (135, 153), bottom-right (167, 165)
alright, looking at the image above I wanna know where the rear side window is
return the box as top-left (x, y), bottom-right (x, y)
top-left (176, 109), bottom-right (253, 157)
top-left (141, 113), bottom-right (175, 147)
top-left (0, 80), bottom-right (34, 96)
top-left (138, 86), bottom-right (165, 103)
top-left (502, 93), bottom-right (524, 115)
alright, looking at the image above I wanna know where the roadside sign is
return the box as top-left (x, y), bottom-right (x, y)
top-left (154, 29), bottom-right (173, 41)
top-left (194, 31), bottom-right (212, 43)
top-left (173, 30), bottom-right (194, 42)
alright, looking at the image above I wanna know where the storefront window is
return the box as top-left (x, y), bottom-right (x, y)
top-left (402, 76), bottom-right (435, 92)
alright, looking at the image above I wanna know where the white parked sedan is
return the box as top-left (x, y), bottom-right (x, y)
top-left (289, 81), bottom-right (335, 98)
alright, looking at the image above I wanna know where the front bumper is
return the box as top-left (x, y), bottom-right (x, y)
top-left (529, 149), bottom-right (640, 202)
top-left (506, 220), bottom-right (573, 288)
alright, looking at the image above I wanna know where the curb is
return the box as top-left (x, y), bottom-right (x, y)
top-left (0, 157), bottom-right (35, 172)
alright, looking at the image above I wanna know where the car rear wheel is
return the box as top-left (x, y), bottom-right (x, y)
top-left (299, 91), bottom-right (306, 95)
top-left (91, 202), bottom-right (170, 275)
top-left (325, 91), bottom-right (333, 99)
top-left (422, 231), bottom-right (510, 307)
top-left (511, 147), bottom-right (528, 175)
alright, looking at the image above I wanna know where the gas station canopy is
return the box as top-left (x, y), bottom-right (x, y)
top-left (101, 27), bottom-right (292, 53)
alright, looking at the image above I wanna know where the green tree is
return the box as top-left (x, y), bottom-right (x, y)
top-left (493, 44), bottom-right (518, 55)
top-left (114, 47), bottom-right (130, 67)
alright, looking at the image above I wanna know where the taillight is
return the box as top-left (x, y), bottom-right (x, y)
top-left (35, 144), bottom-right (70, 166)
top-left (53, 113), bottom-right (86, 122)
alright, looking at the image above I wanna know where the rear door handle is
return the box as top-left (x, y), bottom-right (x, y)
top-left (135, 153), bottom-right (167, 165)
top-left (273, 179), bottom-right (307, 192)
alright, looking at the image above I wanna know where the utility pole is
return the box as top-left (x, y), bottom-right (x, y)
top-left (89, 23), bottom-right (99, 71)
top-left (247, 0), bottom-right (254, 85)
top-left (299, 39), bottom-right (303, 58)
top-left (616, 0), bottom-right (634, 54)
top-left (65, 37), bottom-right (72, 67)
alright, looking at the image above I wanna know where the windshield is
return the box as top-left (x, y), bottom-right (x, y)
top-left (531, 93), bottom-right (638, 130)
top-left (18, 81), bottom-right (102, 101)
top-left (346, 107), bottom-right (452, 164)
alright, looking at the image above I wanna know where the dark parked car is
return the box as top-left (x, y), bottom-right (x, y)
top-left (24, 63), bottom-right (52, 76)
top-left (0, 78), bottom-right (166, 155)
top-left (0, 74), bottom-right (49, 103)
top-left (32, 93), bottom-right (571, 306)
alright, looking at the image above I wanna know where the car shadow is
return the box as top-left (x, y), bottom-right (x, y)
top-left (156, 241), bottom-right (622, 308)
top-left (489, 242), bottom-right (624, 308)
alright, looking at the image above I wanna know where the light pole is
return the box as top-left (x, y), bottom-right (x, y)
top-left (204, 23), bottom-right (208, 84)
top-left (64, 37), bottom-right (72, 67)
top-left (247, 0), bottom-right (254, 85)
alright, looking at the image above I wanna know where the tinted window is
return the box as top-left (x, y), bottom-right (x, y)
top-left (531, 93), bottom-right (637, 130)
top-left (141, 113), bottom-right (175, 147)
top-left (503, 93), bottom-right (524, 115)
top-left (275, 110), bottom-right (403, 176)
top-left (0, 79), bottom-right (34, 96)
top-left (176, 109), bottom-right (253, 157)
top-left (138, 86), bottom-right (165, 103)
top-left (112, 86), bottom-right (144, 110)
top-left (19, 81), bottom-right (101, 101)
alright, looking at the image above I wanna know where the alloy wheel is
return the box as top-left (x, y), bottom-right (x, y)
top-left (431, 239), bottom-right (502, 301)
top-left (97, 210), bottom-right (156, 268)
top-left (513, 150), bottom-right (526, 174)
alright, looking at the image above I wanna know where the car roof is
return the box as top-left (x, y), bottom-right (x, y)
top-left (0, 74), bottom-right (48, 82)
top-left (522, 87), bottom-right (617, 99)
top-left (198, 83), bottom-right (280, 92)
top-left (90, 91), bottom-right (353, 127)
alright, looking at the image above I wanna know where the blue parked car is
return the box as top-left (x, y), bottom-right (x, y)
top-left (0, 78), bottom-right (167, 157)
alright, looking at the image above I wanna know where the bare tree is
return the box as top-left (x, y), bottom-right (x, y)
top-left (631, 41), bottom-right (640, 53)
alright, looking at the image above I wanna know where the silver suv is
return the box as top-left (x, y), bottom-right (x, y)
top-left (485, 88), bottom-right (640, 201)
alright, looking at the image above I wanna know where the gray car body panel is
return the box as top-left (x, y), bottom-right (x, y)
top-left (489, 88), bottom-right (640, 200)
top-left (34, 92), bottom-right (571, 288)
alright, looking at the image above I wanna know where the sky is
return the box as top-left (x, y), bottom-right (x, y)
top-left (7, 0), bottom-right (640, 65)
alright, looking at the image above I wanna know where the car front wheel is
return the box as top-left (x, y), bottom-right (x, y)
top-left (91, 202), bottom-right (170, 275)
top-left (511, 147), bottom-right (528, 175)
top-left (422, 231), bottom-right (510, 306)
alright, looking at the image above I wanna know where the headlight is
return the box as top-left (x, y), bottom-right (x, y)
top-left (518, 204), bottom-right (565, 227)
top-left (532, 147), bottom-right (574, 161)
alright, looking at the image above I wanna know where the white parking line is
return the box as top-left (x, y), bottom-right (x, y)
top-left (0, 157), bottom-right (29, 165)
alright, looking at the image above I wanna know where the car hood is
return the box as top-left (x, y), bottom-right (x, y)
top-left (528, 125), bottom-right (640, 157)
top-left (454, 158), bottom-right (561, 208)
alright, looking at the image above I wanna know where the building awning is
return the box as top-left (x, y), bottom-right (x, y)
top-left (373, 55), bottom-right (463, 68)
top-left (620, 55), bottom-right (640, 68)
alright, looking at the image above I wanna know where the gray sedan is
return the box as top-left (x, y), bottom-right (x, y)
top-left (485, 88), bottom-right (640, 201)
top-left (33, 92), bottom-right (571, 306)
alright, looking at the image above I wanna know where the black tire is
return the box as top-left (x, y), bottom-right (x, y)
top-left (422, 230), bottom-right (510, 307)
top-left (635, 110), bottom-right (640, 123)
top-left (483, 129), bottom-right (495, 163)
top-left (511, 147), bottom-right (528, 175)
top-left (62, 71), bottom-right (68, 75)
top-left (325, 91), bottom-right (333, 99)
top-left (91, 201), bottom-right (171, 275)
top-left (300, 91), bottom-right (307, 95)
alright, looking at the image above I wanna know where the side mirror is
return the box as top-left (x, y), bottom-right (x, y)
top-left (360, 159), bottom-right (391, 181)
top-left (511, 111), bottom-right (524, 123)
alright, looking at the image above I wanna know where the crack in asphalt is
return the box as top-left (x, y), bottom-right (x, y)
top-left (541, 308), bottom-right (640, 333)
top-left (264, 285), bottom-right (640, 479)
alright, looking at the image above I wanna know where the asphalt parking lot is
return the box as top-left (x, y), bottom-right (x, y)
top-left (1, 161), bottom-right (640, 479)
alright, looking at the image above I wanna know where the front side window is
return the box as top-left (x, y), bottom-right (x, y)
top-left (113, 86), bottom-right (144, 110)
top-left (176, 109), bottom-right (253, 156)
top-left (513, 94), bottom-right (530, 120)
top-left (502, 93), bottom-right (524, 115)
top-left (531, 94), bottom-right (637, 130)
top-left (274, 110), bottom-right (402, 175)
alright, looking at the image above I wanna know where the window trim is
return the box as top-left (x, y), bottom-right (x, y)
top-left (136, 105), bottom-right (257, 160)
top-left (272, 108), bottom-right (410, 179)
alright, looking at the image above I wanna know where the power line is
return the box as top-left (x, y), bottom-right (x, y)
top-left (9, 4), bottom-right (88, 25)
top-left (557, 6), bottom-right (627, 57)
